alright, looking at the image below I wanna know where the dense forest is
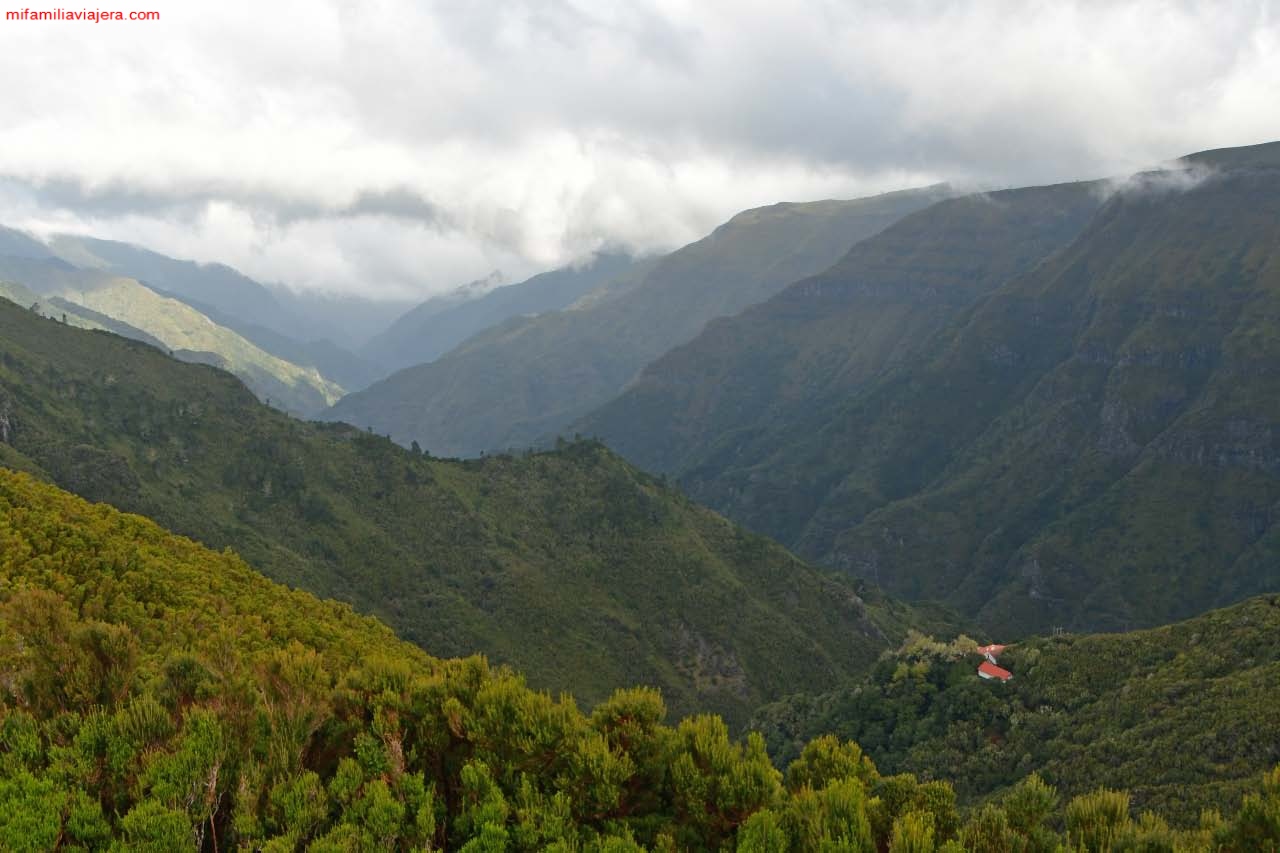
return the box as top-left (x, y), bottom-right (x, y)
top-left (0, 296), bottom-right (942, 726)
top-left (0, 468), bottom-right (1277, 850)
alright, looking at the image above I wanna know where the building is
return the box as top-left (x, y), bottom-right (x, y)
top-left (977, 660), bottom-right (1013, 682)
top-left (977, 643), bottom-right (1007, 664)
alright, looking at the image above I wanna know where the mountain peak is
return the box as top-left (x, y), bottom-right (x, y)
top-left (1178, 139), bottom-right (1280, 171)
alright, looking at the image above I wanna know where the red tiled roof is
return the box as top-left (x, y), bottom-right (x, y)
top-left (978, 660), bottom-right (1013, 681)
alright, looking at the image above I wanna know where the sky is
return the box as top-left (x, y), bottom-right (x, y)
top-left (0, 0), bottom-right (1278, 299)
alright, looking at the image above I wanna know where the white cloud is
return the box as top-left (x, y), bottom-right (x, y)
top-left (0, 0), bottom-right (1277, 297)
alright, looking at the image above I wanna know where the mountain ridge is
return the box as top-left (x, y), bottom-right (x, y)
top-left (324, 184), bottom-right (956, 457)
top-left (362, 253), bottom-right (640, 372)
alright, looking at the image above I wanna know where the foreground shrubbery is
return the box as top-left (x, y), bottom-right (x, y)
top-left (0, 468), bottom-right (1277, 850)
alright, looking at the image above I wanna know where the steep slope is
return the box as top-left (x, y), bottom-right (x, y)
top-left (0, 256), bottom-right (343, 414)
top-left (48, 232), bottom-right (287, 332)
top-left (5, 469), bottom-right (1269, 849)
top-left (578, 180), bottom-right (1102, 477)
top-left (752, 594), bottom-right (1280, 822)
top-left (581, 142), bottom-right (1280, 636)
top-left (363, 252), bottom-right (639, 371)
top-left (0, 297), bottom-right (925, 726)
top-left (47, 232), bottom-right (386, 389)
top-left (324, 185), bottom-right (954, 457)
top-left (0, 279), bottom-right (166, 348)
top-left (819, 151), bottom-right (1280, 634)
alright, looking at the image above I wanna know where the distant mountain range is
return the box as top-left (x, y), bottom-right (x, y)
top-left (323, 185), bottom-right (955, 456)
top-left (576, 141), bottom-right (1280, 637)
top-left (361, 254), bottom-right (639, 372)
top-left (44, 232), bottom-right (402, 391)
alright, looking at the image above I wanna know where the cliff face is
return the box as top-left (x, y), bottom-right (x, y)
top-left (581, 145), bottom-right (1280, 635)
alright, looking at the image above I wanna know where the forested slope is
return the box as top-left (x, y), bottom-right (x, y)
top-left (752, 594), bottom-right (1280, 825)
top-left (0, 297), bottom-right (919, 726)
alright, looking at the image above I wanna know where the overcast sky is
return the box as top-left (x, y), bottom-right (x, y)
top-left (1, 0), bottom-right (1277, 299)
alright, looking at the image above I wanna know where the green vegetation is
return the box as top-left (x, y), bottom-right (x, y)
top-left (579, 144), bottom-right (1280, 636)
top-left (56, 276), bottom-right (345, 413)
top-left (0, 296), bottom-right (927, 726)
top-left (325, 185), bottom-right (953, 457)
top-left (0, 253), bottom-right (343, 415)
top-left (0, 279), bottom-right (167, 349)
top-left (46, 232), bottom-right (389, 392)
top-left (752, 595), bottom-right (1280, 822)
top-left (0, 468), bottom-right (1276, 850)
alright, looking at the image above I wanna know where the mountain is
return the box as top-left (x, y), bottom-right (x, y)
top-left (0, 225), bottom-right (57, 259)
top-left (577, 180), bottom-right (1103, 476)
top-left (168, 293), bottom-right (387, 392)
top-left (579, 142), bottom-right (1280, 637)
top-left (752, 594), bottom-right (1280, 823)
top-left (48, 232), bottom-right (289, 333)
top-left (0, 279), bottom-right (166, 348)
top-left (362, 253), bottom-right (639, 372)
top-left (0, 256), bottom-right (343, 415)
top-left (46, 232), bottom-right (389, 390)
top-left (323, 185), bottom-right (955, 457)
top-left (4, 468), bottom-right (1272, 850)
top-left (0, 295), bottom-right (931, 726)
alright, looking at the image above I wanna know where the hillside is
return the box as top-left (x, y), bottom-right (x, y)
top-left (577, 180), bottom-right (1102, 476)
top-left (0, 296), bottom-right (926, 726)
top-left (49, 232), bottom-right (287, 331)
top-left (4, 469), bottom-right (1273, 850)
top-left (46, 233), bottom-right (389, 391)
top-left (0, 279), bottom-right (167, 348)
top-left (0, 256), bottom-right (343, 415)
top-left (363, 253), bottom-right (640, 371)
top-left (579, 142), bottom-right (1280, 636)
top-left (752, 594), bottom-right (1280, 825)
top-left (323, 185), bottom-right (954, 457)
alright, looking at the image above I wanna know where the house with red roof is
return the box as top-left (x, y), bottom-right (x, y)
top-left (977, 660), bottom-right (1013, 682)
top-left (977, 644), bottom-right (1007, 664)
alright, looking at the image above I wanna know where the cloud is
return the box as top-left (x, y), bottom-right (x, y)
top-left (0, 0), bottom-right (1277, 297)
top-left (1094, 161), bottom-right (1220, 202)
